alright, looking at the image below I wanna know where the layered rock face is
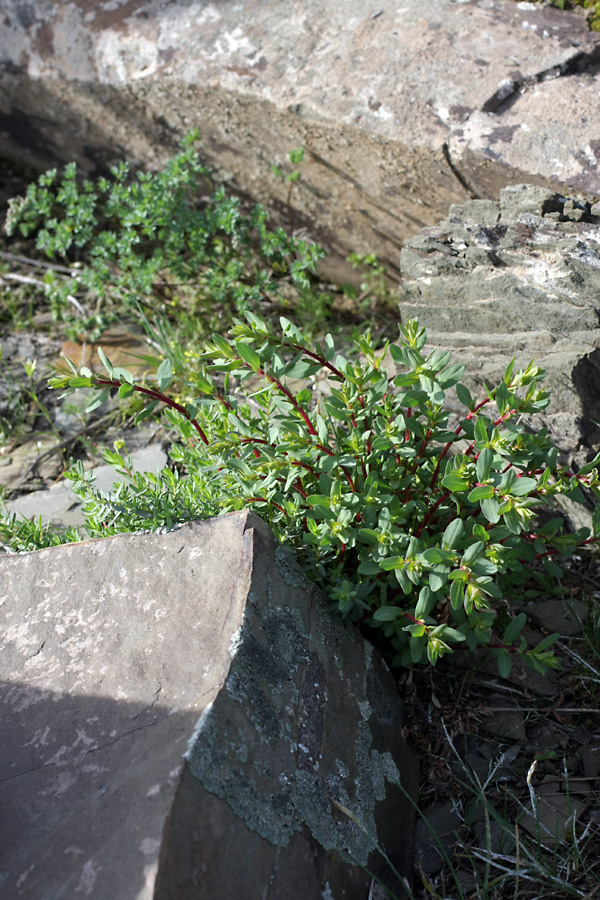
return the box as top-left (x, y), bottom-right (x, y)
top-left (1, 1), bottom-right (599, 276)
top-left (0, 510), bottom-right (418, 899)
top-left (398, 184), bottom-right (600, 456)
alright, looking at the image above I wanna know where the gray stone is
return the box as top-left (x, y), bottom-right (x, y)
top-left (580, 744), bottom-right (600, 779)
top-left (0, 1), bottom-right (599, 277)
top-left (524, 598), bottom-right (587, 637)
top-left (518, 778), bottom-right (589, 847)
top-left (413, 800), bottom-right (462, 877)
top-left (0, 510), bottom-right (418, 899)
top-left (480, 709), bottom-right (527, 741)
top-left (398, 184), bottom-right (600, 456)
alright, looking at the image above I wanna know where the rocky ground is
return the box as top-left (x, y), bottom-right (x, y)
top-left (2, 0), bottom-right (600, 880)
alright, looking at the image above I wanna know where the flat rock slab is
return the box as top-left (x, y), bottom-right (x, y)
top-left (0, 1), bottom-right (599, 274)
top-left (0, 510), bottom-right (418, 899)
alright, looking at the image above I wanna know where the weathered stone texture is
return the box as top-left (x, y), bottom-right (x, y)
top-left (398, 184), bottom-right (600, 456)
top-left (0, 510), bottom-right (418, 899)
top-left (1, 1), bottom-right (599, 275)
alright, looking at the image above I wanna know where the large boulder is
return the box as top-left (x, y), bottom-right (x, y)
top-left (0, 510), bottom-right (418, 899)
top-left (398, 184), bottom-right (600, 457)
top-left (0, 1), bottom-right (599, 276)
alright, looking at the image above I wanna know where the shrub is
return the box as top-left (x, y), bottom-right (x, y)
top-left (42, 314), bottom-right (600, 676)
top-left (3, 132), bottom-right (325, 340)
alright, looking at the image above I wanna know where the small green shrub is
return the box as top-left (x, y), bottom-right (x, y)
top-left (40, 314), bottom-right (600, 676)
top-left (3, 132), bottom-right (325, 340)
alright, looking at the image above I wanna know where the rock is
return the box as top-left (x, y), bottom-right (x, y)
top-left (481, 708), bottom-right (527, 741)
top-left (58, 325), bottom-right (156, 380)
top-left (0, 2), bottom-right (599, 276)
top-left (0, 510), bottom-right (418, 899)
top-left (580, 744), bottom-right (600, 779)
top-left (518, 778), bottom-right (589, 847)
top-left (413, 800), bottom-right (462, 877)
top-left (398, 184), bottom-right (600, 456)
top-left (524, 598), bottom-right (588, 637)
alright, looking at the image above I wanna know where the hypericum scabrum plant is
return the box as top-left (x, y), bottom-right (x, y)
top-left (36, 316), bottom-right (600, 674)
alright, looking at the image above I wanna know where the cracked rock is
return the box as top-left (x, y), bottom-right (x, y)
top-left (0, 1), bottom-right (599, 276)
top-left (398, 184), bottom-right (600, 461)
top-left (0, 510), bottom-right (418, 899)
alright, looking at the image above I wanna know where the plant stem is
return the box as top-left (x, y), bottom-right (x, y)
top-left (94, 377), bottom-right (210, 445)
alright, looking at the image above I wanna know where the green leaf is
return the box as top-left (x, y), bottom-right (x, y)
top-left (450, 579), bottom-right (463, 610)
top-left (429, 572), bottom-right (446, 592)
top-left (118, 382), bottom-right (135, 399)
top-left (373, 606), bottom-right (402, 622)
top-left (462, 541), bottom-right (485, 566)
top-left (305, 506), bottom-right (336, 521)
top-left (68, 376), bottom-right (94, 389)
top-left (476, 447), bottom-right (493, 483)
top-left (504, 612), bottom-right (527, 644)
top-left (306, 494), bottom-right (330, 507)
top-left (509, 476), bottom-right (538, 497)
top-left (480, 497), bottom-right (501, 524)
top-left (358, 559), bottom-right (384, 575)
top-left (473, 524), bottom-right (489, 542)
top-left (85, 388), bottom-right (110, 413)
top-left (442, 518), bottom-right (464, 550)
top-left (235, 340), bottom-right (261, 372)
top-left (468, 485), bottom-right (494, 502)
top-left (499, 468), bottom-right (516, 492)
top-left (157, 358), bottom-right (173, 391)
top-left (358, 529), bottom-right (380, 546)
top-left (422, 546), bottom-right (456, 564)
top-left (212, 333), bottom-right (236, 358)
top-left (316, 414), bottom-right (329, 443)
top-left (61, 355), bottom-right (78, 375)
top-left (474, 416), bottom-right (488, 444)
top-left (439, 363), bottom-right (465, 389)
top-left (111, 366), bottom-right (134, 384)
top-left (456, 382), bottom-right (473, 409)
top-left (534, 632), bottom-right (560, 653)
top-left (415, 586), bottom-right (435, 618)
top-left (134, 400), bottom-right (159, 424)
top-left (97, 346), bottom-right (113, 376)
top-left (495, 381), bottom-right (509, 415)
top-left (497, 649), bottom-right (512, 679)
top-left (379, 556), bottom-right (405, 570)
top-left (442, 473), bottom-right (471, 492)
top-left (285, 358), bottom-right (322, 379)
top-left (503, 507), bottom-right (522, 534)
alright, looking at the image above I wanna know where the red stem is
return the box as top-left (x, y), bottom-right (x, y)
top-left (94, 378), bottom-right (210, 445)
top-left (416, 491), bottom-right (451, 537)
top-left (284, 341), bottom-right (344, 379)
